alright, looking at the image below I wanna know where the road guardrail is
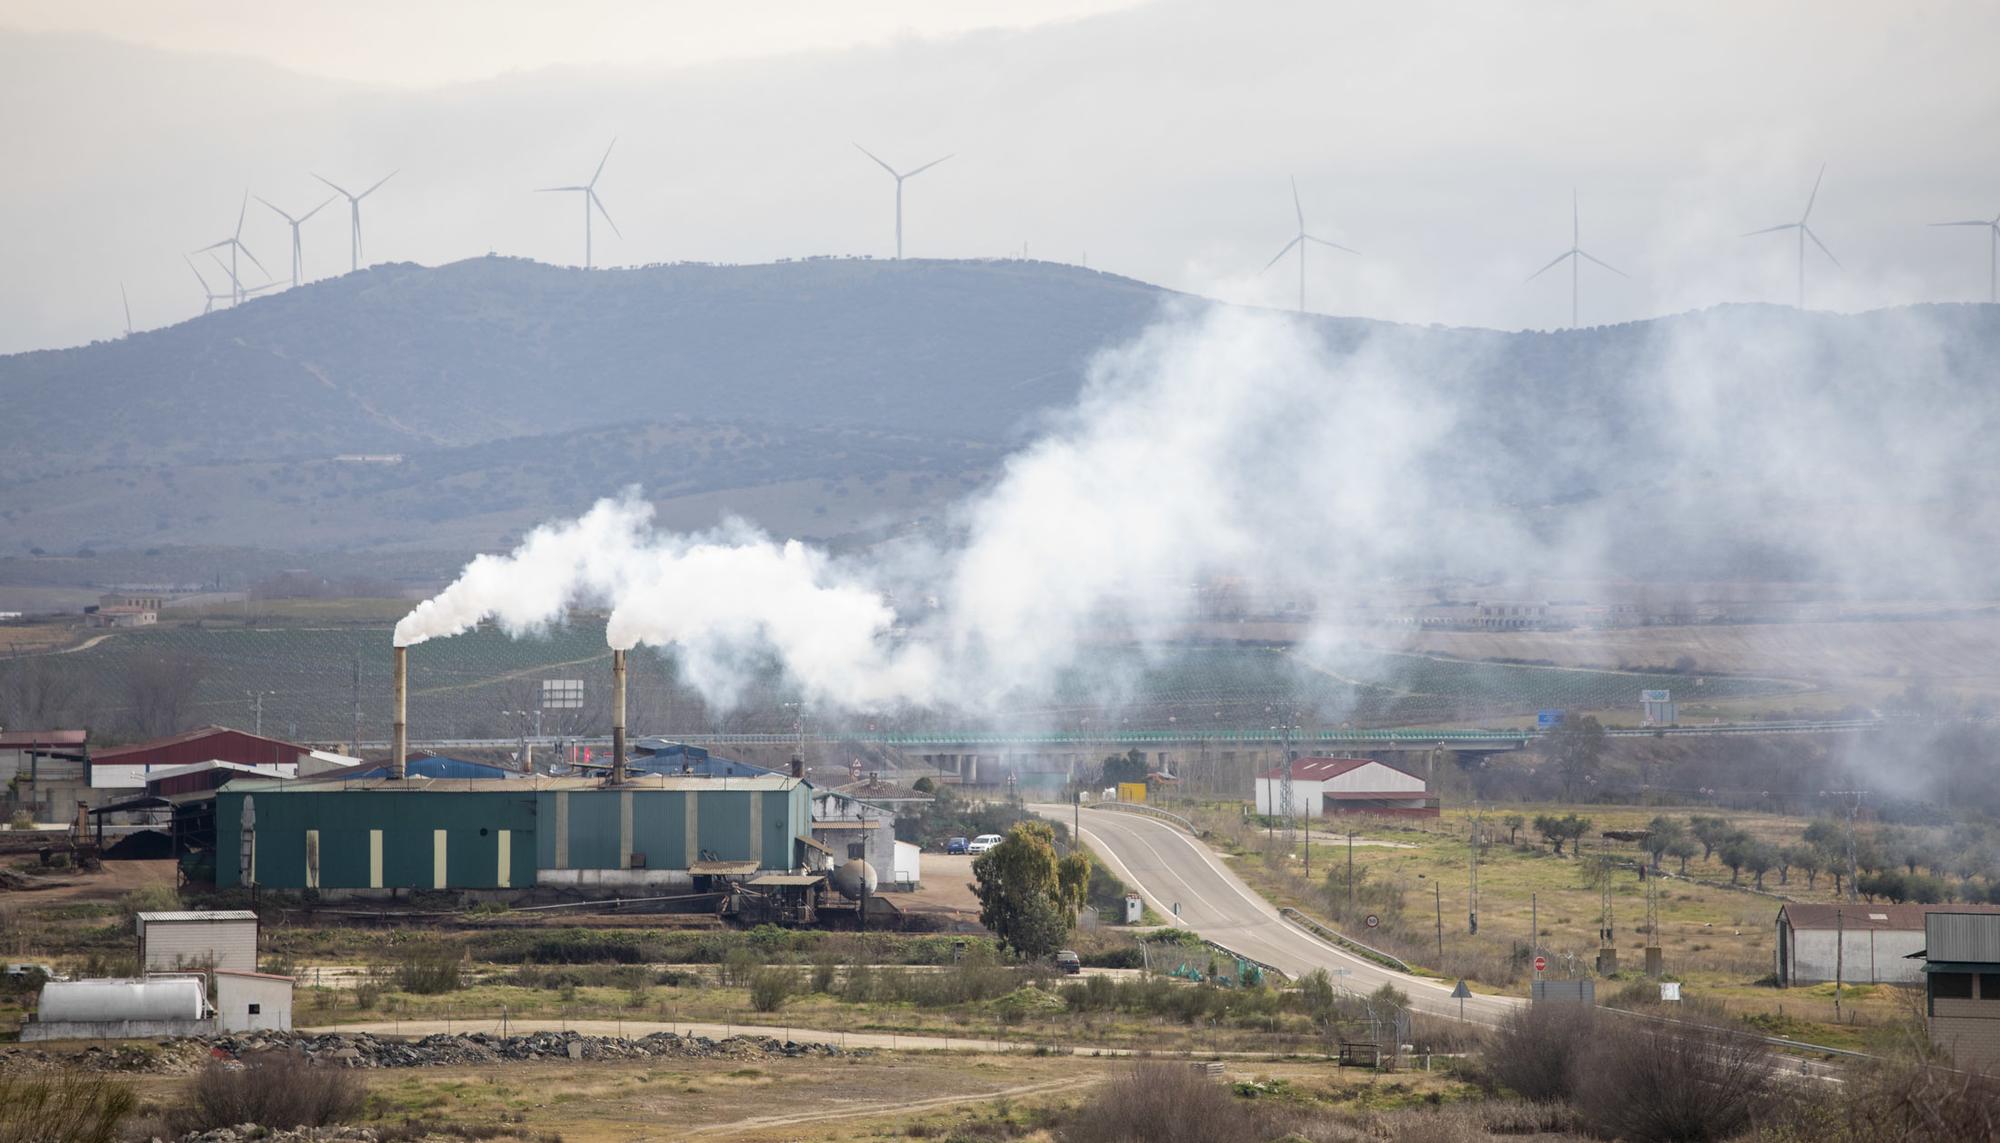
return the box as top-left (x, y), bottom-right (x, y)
top-left (1086, 801), bottom-right (1204, 836)
top-left (1279, 907), bottom-right (1414, 973)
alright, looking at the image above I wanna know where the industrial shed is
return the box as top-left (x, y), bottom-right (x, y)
top-left (137, 910), bottom-right (258, 974)
top-left (211, 775), bottom-right (812, 894)
top-left (1775, 902), bottom-right (2000, 986)
top-left (1252, 757), bottom-right (1436, 818)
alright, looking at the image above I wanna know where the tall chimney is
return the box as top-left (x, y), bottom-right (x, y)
top-left (790, 753), bottom-right (804, 780)
top-left (390, 645), bottom-right (407, 780)
top-left (610, 647), bottom-right (627, 785)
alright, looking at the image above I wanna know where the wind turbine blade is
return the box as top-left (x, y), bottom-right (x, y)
top-left (1577, 250), bottom-right (1628, 277)
top-left (1260, 236), bottom-right (1302, 273)
top-left (904, 154), bottom-right (953, 178)
top-left (184, 255), bottom-right (213, 289)
top-left (1930, 220), bottom-right (1991, 228)
top-left (853, 143), bottom-right (898, 177)
top-left (1526, 250), bottom-right (1572, 281)
top-left (235, 191), bottom-right (249, 237)
top-left (590, 139), bottom-right (616, 188)
top-left (193, 239), bottom-right (234, 253)
top-left (1802, 163), bottom-right (1825, 222)
top-left (1573, 187), bottom-right (1579, 246)
top-left (255, 196), bottom-right (294, 223)
top-left (313, 174), bottom-right (354, 199)
top-left (299, 195), bottom-right (338, 222)
top-left (1805, 226), bottom-right (1841, 268)
top-left (237, 242), bottom-right (271, 277)
top-left (358, 170), bottom-right (398, 199)
top-left (1741, 223), bottom-right (1796, 237)
top-left (1306, 235), bottom-right (1358, 255)
top-left (535, 186), bottom-right (586, 193)
top-left (1292, 177), bottom-right (1304, 231)
top-left (591, 191), bottom-right (622, 237)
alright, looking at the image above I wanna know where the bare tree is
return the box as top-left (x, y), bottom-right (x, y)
top-left (119, 653), bottom-right (207, 738)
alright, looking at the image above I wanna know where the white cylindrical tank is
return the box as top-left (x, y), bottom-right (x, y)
top-left (39, 978), bottom-right (207, 1023)
top-left (831, 859), bottom-right (878, 901)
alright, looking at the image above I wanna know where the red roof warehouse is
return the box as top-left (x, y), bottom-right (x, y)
top-left (89, 726), bottom-right (312, 790)
top-left (1252, 756), bottom-right (1437, 818)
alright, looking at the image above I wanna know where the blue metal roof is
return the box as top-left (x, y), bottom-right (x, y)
top-left (344, 755), bottom-right (524, 781)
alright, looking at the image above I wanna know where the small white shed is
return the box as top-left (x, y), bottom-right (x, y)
top-left (214, 970), bottom-right (293, 1032)
top-left (892, 840), bottom-right (921, 889)
top-left (136, 910), bottom-right (259, 974)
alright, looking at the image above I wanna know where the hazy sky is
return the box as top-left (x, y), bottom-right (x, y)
top-left (5, 0), bottom-right (1998, 353)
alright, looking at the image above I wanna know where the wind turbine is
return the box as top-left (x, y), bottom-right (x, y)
top-left (1260, 177), bottom-right (1357, 313)
top-left (1744, 164), bottom-right (1839, 308)
top-left (1527, 190), bottom-right (1628, 328)
top-left (1930, 206), bottom-right (2000, 303)
top-left (120, 284), bottom-right (132, 337)
top-left (257, 194), bottom-right (337, 287)
top-left (312, 170), bottom-right (397, 273)
top-left (193, 192), bottom-right (269, 304)
top-left (854, 144), bottom-right (952, 259)
top-left (536, 139), bottom-right (620, 270)
top-left (184, 255), bottom-right (230, 315)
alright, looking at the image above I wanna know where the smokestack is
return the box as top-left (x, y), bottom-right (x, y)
top-left (611, 647), bottom-right (627, 785)
top-left (391, 645), bottom-right (407, 781)
top-left (790, 753), bottom-right (804, 780)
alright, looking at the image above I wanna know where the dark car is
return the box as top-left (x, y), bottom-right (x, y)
top-left (1055, 949), bottom-right (1082, 974)
top-left (946, 836), bottom-right (970, 855)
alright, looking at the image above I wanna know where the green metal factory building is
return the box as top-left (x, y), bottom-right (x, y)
top-left (212, 775), bottom-right (814, 894)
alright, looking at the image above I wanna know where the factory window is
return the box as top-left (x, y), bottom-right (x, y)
top-left (248, 1004), bottom-right (261, 1015)
top-left (1933, 972), bottom-right (1974, 1000)
top-left (1981, 973), bottom-right (2000, 999)
top-left (848, 843), bottom-right (865, 860)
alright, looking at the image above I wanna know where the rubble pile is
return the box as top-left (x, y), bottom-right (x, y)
top-left (166, 1129), bottom-right (381, 1143)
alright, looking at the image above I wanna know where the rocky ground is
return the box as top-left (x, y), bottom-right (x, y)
top-left (0, 1028), bottom-right (851, 1074)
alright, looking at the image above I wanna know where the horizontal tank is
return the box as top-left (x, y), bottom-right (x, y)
top-left (39, 978), bottom-right (207, 1023)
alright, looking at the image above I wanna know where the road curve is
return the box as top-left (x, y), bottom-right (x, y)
top-left (1032, 804), bottom-right (1521, 1025)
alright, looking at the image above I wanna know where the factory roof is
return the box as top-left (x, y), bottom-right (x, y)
top-left (747, 874), bottom-right (826, 887)
top-left (0, 730), bottom-right (88, 749)
top-left (228, 774), bottom-right (803, 794)
top-left (690, 860), bottom-right (761, 875)
top-left (1780, 903), bottom-right (2000, 932)
top-left (136, 911), bottom-right (259, 924)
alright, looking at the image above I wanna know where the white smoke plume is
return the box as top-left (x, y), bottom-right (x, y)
top-left (398, 301), bottom-right (2000, 719)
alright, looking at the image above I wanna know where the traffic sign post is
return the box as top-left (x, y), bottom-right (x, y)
top-left (1451, 979), bottom-right (1472, 1020)
top-left (1364, 913), bottom-right (1379, 929)
top-left (1534, 955), bottom-right (1547, 973)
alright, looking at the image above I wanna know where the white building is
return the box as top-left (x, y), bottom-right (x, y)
top-left (137, 910), bottom-right (259, 975)
top-left (214, 970), bottom-right (293, 1032)
top-left (1252, 757), bottom-right (1435, 818)
top-left (1775, 902), bottom-right (2000, 986)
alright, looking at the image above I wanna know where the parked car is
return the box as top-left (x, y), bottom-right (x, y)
top-left (966, 833), bottom-right (1004, 854)
top-left (1055, 949), bottom-right (1082, 975)
top-left (946, 836), bottom-right (970, 855)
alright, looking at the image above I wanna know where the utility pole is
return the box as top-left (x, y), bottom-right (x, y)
top-left (1824, 789), bottom-right (1869, 902)
top-left (1347, 829), bottom-right (1355, 917)
top-left (246, 690), bottom-right (274, 736)
top-left (350, 655), bottom-right (362, 755)
top-left (1834, 907), bottom-right (1845, 1022)
top-left (1468, 802), bottom-right (1482, 935)
top-left (1434, 881), bottom-right (1444, 963)
top-left (1531, 893), bottom-right (1540, 981)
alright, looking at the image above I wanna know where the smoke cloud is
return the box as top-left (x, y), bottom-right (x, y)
top-left (398, 300), bottom-right (2000, 720)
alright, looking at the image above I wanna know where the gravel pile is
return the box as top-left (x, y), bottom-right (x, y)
top-left (213, 1028), bottom-right (847, 1068)
top-left (167, 1128), bottom-right (381, 1142)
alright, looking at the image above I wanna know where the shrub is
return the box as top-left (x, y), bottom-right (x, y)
top-left (1480, 1001), bottom-right (1596, 1102)
top-left (167, 1055), bottom-right (362, 1135)
top-left (748, 967), bottom-right (793, 1013)
top-left (719, 947), bottom-right (761, 988)
top-left (1571, 1015), bottom-right (1773, 1142)
top-left (119, 884), bottom-right (182, 921)
top-left (809, 953), bottom-right (838, 994)
top-left (393, 944), bottom-right (464, 994)
top-left (0, 1070), bottom-right (134, 1143)
top-left (1059, 1061), bottom-right (1262, 1143)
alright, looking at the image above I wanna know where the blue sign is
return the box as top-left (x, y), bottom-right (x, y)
top-left (1537, 709), bottom-right (1565, 728)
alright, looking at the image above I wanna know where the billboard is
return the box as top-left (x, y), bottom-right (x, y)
top-left (542, 679), bottom-right (585, 710)
top-left (1537, 709), bottom-right (1565, 728)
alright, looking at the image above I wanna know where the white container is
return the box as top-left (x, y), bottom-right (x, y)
top-left (38, 978), bottom-right (207, 1023)
top-left (1124, 894), bottom-right (1144, 924)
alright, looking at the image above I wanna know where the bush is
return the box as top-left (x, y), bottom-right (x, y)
top-left (119, 884), bottom-right (182, 921)
top-left (748, 967), bottom-right (793, 1013)
top-left (392, 945), bottom-right (464, 994)
top-left (0, 1070), bottom-right (134, 1143)
top-left (167, 1055), bottom-right (362, 1135)
top-left (1571, 1015), bottom-right (1773, 1142)
top-left (1059, 1062), bottom-right (1262, 1143)
top-left (1481, 1001), bottom-right (1596, 1102)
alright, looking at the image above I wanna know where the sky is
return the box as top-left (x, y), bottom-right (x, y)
top-left (4, 0), bottom-right (1999, 353)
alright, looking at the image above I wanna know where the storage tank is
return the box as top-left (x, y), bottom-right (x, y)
top-left (831, 859), bottom-right (878, 901)
top-left (38, 978), bottom-right (208, 1023)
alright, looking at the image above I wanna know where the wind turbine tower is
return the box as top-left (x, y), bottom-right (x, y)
top-left (258, 194), bottom-right (337, 287)
top-left (1527, 190), bottom-right (1628, 328)
top-left (854, 144), bottom-right (952, 259)
top-left (1931, 206), bottom-right (2000, 304)
top-left (121, 284), bottom-right (132, 337)
top-left (536, 140), bottom-right (620, 269)
top-left (1744, 164), bottom-right (1839, 308)
top-left (1260, 178), bottom-right (1356, 313)
top-left (193, 192), bottom-right (269, 304)
top-left (313, 170), bottom-right (397, 273)
top-left (184, 255), bottom-right (230, 315)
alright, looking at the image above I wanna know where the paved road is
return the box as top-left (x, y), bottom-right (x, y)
top-left (1033, 804), bottom-right (1522, 1026)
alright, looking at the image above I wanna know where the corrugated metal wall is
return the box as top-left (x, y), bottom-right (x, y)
top-left (141, 919), bottom-right (257, 973)
top-left (215, 784), bottom-right (809, 890)
top-left (1930, 912), bottom-right (2000, 963)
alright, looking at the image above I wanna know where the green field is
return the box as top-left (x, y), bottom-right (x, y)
top-left (21, 619), bottom-right (1807, 745)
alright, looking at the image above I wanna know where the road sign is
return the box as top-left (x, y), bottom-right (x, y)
top-left (1452, 978), bottom-right (1472, 1018)
top-left (1660, 982), bottom-right (1681, 1002)
top-left (1364, 914), bottom-right (1380, 929)
top-left (1533, 955), bottom-right (1547, 972)
top-left (1537, 709), bottom-right (1565, 728)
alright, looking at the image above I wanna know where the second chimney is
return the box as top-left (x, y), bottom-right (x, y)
top-left (390, 644), bottom-right (408, 780)
top-left (610, 648), bottom-right (627, 785)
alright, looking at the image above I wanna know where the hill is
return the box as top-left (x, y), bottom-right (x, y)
top-left (1, 257), bottom-right (1997, 589)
